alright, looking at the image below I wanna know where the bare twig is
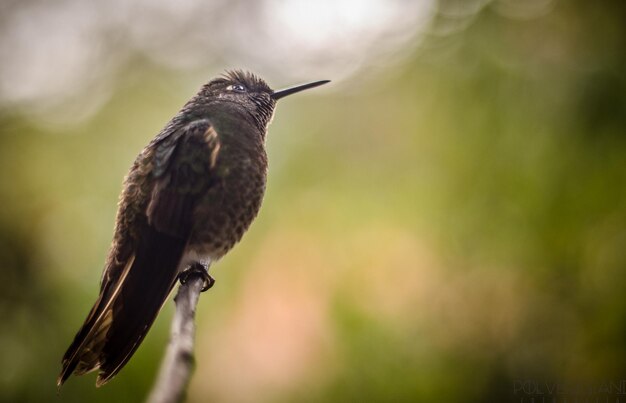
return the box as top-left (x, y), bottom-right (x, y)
top-left (147, 264), bottom-right (212, 403)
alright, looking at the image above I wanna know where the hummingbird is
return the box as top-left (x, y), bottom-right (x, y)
top-left (57, 70), bottom-right (329, 387)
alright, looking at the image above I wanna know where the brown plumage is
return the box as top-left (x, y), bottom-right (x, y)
top-left (58, 71), bottom-right (329, 387)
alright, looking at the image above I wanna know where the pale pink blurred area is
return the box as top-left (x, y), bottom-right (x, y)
top-left (188, 224), bottom-right (535, 401)
top-left (190, 230), bottom-right (337, 402)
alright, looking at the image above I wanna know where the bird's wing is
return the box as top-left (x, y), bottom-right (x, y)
top-left (58, 119), bottom-right (221, 387)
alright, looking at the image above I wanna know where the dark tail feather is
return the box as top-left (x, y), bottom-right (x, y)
top-left (58, 269), bottom-right (125, 387)
top-left (97, 225), bottom-right (187, 385)
top-left (58, 225), bottom-right (187, 387)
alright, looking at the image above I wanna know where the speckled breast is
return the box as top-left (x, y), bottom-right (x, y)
top-left (187, 146), bottom-right (267, 260)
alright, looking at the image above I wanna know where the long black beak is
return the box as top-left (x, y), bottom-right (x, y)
top-left (271, 80), bottom-right (330, 100)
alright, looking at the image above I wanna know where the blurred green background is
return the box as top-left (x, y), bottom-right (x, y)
top-left (1, 0), bottom-right (625, 402)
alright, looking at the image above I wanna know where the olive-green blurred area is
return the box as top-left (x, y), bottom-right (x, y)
top-left (1, 0), bottom-right (626, 402)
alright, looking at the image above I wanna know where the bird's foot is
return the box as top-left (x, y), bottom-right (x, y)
top-left (179, 262), bottom-right (215, 292)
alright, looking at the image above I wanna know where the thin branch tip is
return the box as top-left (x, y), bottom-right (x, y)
top-left (146, 264), bottom-right (212, 403)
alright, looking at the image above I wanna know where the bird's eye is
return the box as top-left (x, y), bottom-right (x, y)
top-left (228, 84), bottom-right (247, 93)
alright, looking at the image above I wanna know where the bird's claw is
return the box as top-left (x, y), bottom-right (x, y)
top-left (179, 263), bottom-right (215, 292)
top-left (199, 273), bottom-right (215, 292)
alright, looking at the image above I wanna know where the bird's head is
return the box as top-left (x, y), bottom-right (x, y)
top-left (200, 70), bottom-right (329, 132)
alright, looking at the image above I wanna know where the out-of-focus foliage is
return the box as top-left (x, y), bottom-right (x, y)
top-left (1, 0), bottom-right (625, 402)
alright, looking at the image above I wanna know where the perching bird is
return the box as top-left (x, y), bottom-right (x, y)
top-left (58, 70), bottom-right (329, 387)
